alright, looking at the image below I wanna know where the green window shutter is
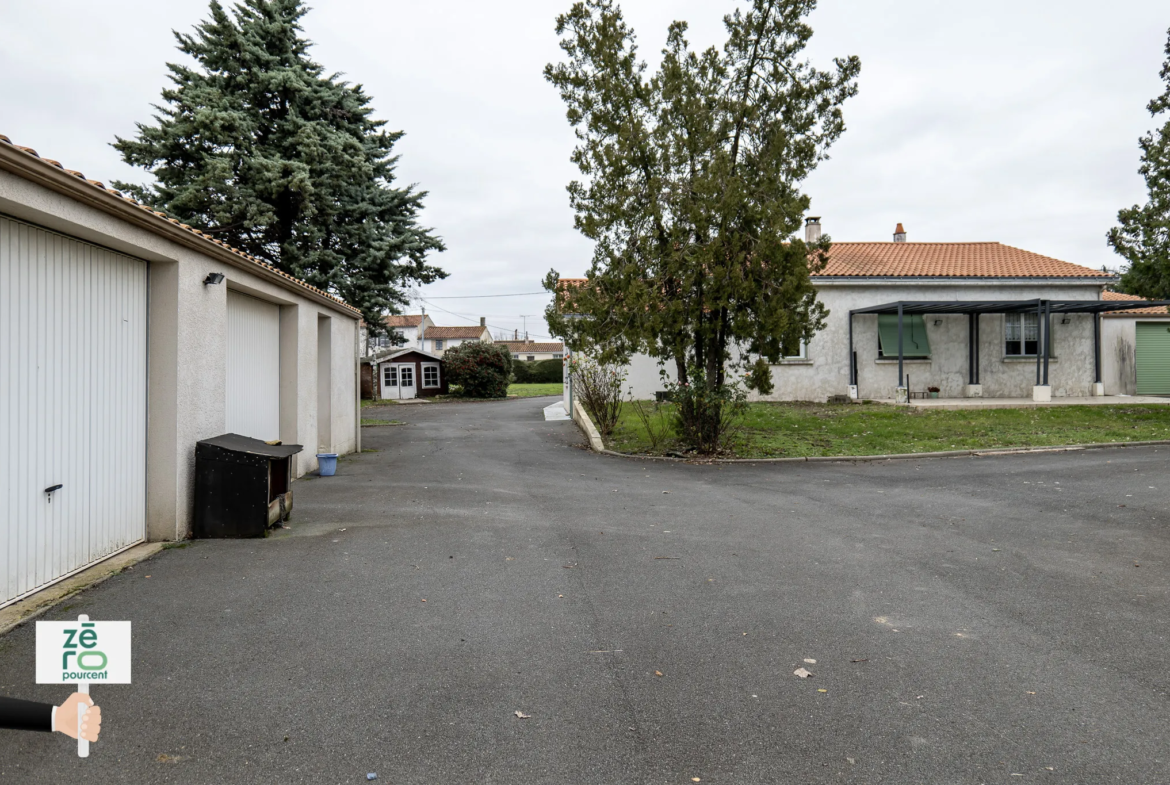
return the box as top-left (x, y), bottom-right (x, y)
top-left (1135, 322), bottom-right (1170, 395)
top-left (878, 314), bottom-right (931, 358)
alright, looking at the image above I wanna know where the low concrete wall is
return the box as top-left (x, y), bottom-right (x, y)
top-left (572, 400), bottom-right (605, 452)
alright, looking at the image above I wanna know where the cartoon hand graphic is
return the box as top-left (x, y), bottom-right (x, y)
top-left (54, 693), bottom-right (101, 743)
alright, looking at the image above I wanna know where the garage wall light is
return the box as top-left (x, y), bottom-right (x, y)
top-left (204, 272), bottom-right (226, 286)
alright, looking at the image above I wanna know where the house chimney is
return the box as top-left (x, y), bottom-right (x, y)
top-left (805, 216), bottom-right (822, 244)
top-left (893, 223), bottom-right (907, 243)
top-left (480, 317), bottom-right (486, 327)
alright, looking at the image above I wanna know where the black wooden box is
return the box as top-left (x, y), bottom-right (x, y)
top-left (194, 434), bottom-right (303, 538)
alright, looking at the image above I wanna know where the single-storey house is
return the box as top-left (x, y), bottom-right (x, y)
top-left (1101, 291), bottom-right (1170, 395)
top-left (377, 348), bottom-right (448, 399)
top-left (560, 219), bottom-right (1170, 405)
top-left (0, 133), bottom-right (360, 607)
top-left (421, 321), bottom-right (492, 356)
top-left (498, 340), bottom-right (565, 362)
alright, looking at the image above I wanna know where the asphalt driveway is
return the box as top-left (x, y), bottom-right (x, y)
top-left (2, 396), bottom-right (1169, 784)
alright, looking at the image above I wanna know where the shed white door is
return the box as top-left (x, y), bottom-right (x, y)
top-left (381, 363), bottom-right (399, 398)
top-left (226, 290), bottom-right (281, 441)
top-left (0, 216), bottom-right (147, 607)
top-left (397, 364), bottom-right (416, 399)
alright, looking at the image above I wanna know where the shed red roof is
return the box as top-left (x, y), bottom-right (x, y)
top-left (1101, 290), bottom-right (1170, 317)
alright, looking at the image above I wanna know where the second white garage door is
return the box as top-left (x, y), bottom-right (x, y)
top-left (226, 290), bottom-right (280, 441)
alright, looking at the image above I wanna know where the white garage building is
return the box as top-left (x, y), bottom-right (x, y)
top-left (0, 135), bottom-right (360, 608)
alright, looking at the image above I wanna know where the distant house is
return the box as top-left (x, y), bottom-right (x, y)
top-left (376, 348), bottom-right (448, 400)
top-left (498, 340), bottom-right (565, 362)
top-left (362, 314), bottom-right (436, 355)
top-left (422, 320), bottom-right (492, 356)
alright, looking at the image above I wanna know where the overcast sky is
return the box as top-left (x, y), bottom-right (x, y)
top-left (1, 1), bottom-right (1167, 339)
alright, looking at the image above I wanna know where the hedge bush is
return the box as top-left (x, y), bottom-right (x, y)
top-left (512, 358), bottom-right (564, 384)
top-left (444, 342), bottom-right (513, 398)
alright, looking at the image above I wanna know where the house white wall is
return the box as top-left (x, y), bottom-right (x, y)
top-left (0, 165), bottom-right (359, 541)
top-left (363, 316), bottom-right (435, 355)
top-left (578, 280), bottom-right (1109, 402)
top-left (1102, 318), bottom-right (1135, 396)
top-left (422, 330), bottom-right (492, 356)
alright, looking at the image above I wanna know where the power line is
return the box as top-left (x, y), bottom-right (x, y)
top-left (416, 297), bottom-right (556, 341)
top-left (418, 292), bottom-right (550, 299)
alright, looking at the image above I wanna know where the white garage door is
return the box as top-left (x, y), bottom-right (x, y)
top-left (0, 216), bottom-right (147, 607)
top-left (226, 290), bottom-right (280, 441)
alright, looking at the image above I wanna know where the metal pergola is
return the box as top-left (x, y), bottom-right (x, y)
top-left (847, 299), bottom-right (1170, 393)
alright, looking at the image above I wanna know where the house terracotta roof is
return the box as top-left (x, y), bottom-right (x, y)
top-left (557, 242), bottom-right (1110, 288)
top-left (498, 341), bottom-right (564, 354)
top-left (0, 132), bottom-right (360, 316)
top-left (385, 314), bottom-right (425, 328)
top-left (425, 325), bottom-right (490, 339)
top-left (814, 242), bottom-right (1111, 279)
top-left (1101, 290), bottom-right (1170, 317)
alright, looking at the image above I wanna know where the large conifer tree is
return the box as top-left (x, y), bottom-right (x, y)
top-left (1110, 28), bottom-right (1170, 298)
top-left (543, 0), bottom-right (859, 449)
top-left (113, 0), bottom-right (445, 328)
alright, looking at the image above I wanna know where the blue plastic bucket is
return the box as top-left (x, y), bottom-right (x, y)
top-left (317, 453), bottom-right (339, 476)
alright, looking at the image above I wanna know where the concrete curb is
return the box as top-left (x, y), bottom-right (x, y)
top-left (0, 542), bottom-right (167, 638)
top-left (572, 400), bottom-right (606, 452)
top-left (598, 439), bottom-right (1170, 465)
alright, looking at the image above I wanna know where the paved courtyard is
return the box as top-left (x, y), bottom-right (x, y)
top-left (1, 396), bottom-right (1169, 784)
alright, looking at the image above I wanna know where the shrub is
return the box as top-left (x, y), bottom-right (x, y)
top-left (744, 357), bottom-right (775, 396)
top-left (444, 342), bottom-right (513, 398)
top-left (666, 367), bottom-right (748, 455)
top-left (569, 355), bottom-right (625, 437)
top-left (627, 395), bottom-right (672, 452)
top-left (513, 358), bottom-right (564, 384)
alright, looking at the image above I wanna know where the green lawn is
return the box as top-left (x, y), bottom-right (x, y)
top-left (361, 417), bottom-right (405, 427)
top-left (605, 401), bottom-right (1170, 458)
top-left (509, 383), bottom-right (564, 398)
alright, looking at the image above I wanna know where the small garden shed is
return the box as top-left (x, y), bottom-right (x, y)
top-left (377, 348), bottom-right (447, 400)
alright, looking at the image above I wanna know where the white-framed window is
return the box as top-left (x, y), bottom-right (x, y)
top-left (422, 363), bottom-right (440, 388)
top-left (553, 353), bottom-right (563, 359)
top-left (512, 353), bottom-right (519, 359)
top-left (1005, 313), bottom-right (1040, 356)
top-left (433, 339), bottom-right (445, 350)
top-left (383, 365), bottom-right (398, 386)
top-left (783, 341), bottom-right (808, 360)
top-left (527, 355), bottom-right (535, 362)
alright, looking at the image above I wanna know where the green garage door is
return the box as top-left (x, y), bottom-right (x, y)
top-left (1136, 322), bottom-right (1170, 395)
